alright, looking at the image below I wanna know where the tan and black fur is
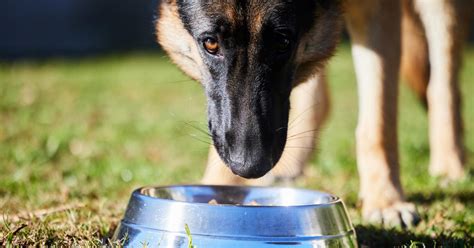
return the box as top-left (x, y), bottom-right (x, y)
top-left (156, 0), bottom-right (472, 227)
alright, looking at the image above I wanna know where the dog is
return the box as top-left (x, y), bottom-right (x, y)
top-left (155, 0), bottom-right (471, 227)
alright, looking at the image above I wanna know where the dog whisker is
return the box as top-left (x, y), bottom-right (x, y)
top-left (284, 146), bottom-right (314, 150)
top-left (281, 157), bottom-right (298, 176)
top-left (287, 103), bottom-right (320, 131)
top-left (284, 151), bottom-right (305, 165)
top-left (286, 129), bottom-right (320, 139)
top-left (188, 134), bottom-right (212, 146)
top-left (162, 78), bottom-right (196, 84)
top-left (183, 121), bottom-right (212, 138)
top-left (286, 136), bottom-right (317, 141)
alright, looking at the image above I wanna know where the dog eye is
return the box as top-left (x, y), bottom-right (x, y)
top-left (203, 38), bottom-right (219, 55)
top-left (274, 35), bottom-right (291, 53)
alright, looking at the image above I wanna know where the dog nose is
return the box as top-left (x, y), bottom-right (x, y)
top-left (227, 155), bottom-right (273, 179)
top-left (224, 132), bottom-right (273, 178)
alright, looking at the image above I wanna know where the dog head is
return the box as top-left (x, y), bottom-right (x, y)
top-left (157, 0), bottom-right (342, 178)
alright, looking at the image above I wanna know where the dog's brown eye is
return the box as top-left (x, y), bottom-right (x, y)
top-left (203, 38), bottom-right (219, 55)
top-left (276, 37), bottom-right (291, 53)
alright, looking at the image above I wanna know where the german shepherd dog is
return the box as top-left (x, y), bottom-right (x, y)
top-left (156, 0), bottom-right (471, 227)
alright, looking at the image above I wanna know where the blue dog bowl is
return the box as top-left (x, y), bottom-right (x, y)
top-left (113, 185), bottom-right (357, 247)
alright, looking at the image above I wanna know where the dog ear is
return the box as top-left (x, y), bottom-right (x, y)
top-left (294, 1), bottom-right (343, 83)
top-left (156, 0), bottom-right (203, 81)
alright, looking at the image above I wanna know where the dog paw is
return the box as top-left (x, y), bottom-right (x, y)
top-left (429, 157), bottom-right (464, 182)
top-left (364, 202), bottom-right (420, 228)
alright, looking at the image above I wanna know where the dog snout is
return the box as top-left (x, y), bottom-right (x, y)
top-left (208, 92), bottom-right (289, 179)
top-left (222, 129), bottom-right (274, 179)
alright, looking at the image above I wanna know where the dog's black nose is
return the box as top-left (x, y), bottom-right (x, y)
top-left (222, 129), bottom-right (274, 178)
top-left (227, 156), bottom-right (273, 179)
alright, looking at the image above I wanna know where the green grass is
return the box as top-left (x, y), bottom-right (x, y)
top-left (0, 45), bottom-right (473, 247)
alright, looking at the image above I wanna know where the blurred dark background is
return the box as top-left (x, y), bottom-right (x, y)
top-left (0, 0), bottom-right (159, 59)
top-left (0, 0), bottom-right (473, 60)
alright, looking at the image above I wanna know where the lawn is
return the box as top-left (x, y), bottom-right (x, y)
top-left (0, 45), bottom-right (473, 247)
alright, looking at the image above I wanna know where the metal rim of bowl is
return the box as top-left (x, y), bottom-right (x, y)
top-left (138, 184), bottom-right (341, 208)
top-left (119, 185), bottom-right (355, 239)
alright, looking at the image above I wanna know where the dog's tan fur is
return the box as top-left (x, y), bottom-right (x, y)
top-left (156, 1), bottom-right (203, 81)
top-left (401, 0), bottom-right (430, 108)
top-left (157, 0), bottom-right (471, 226)
top-left (414, 0), bottom-right (466, 180)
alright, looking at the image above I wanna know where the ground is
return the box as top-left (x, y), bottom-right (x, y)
top-left (0, 45), bottom-right (473, 247)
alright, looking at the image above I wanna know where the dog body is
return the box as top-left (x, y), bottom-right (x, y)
top-left (156, 0), bottom-right (470, 227)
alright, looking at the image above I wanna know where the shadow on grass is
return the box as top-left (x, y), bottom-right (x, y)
top-left (356, 225), bottom-right (472, 247)
top-left (407, 190), bottom-right (474, 204)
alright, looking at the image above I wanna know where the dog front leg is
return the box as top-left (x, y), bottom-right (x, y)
top-left (271, 71), bottom-right (330, 184)
top-left (345, 0), bottom-right (419, 227)
top-left (414, 0), bottom-right (465, 180)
